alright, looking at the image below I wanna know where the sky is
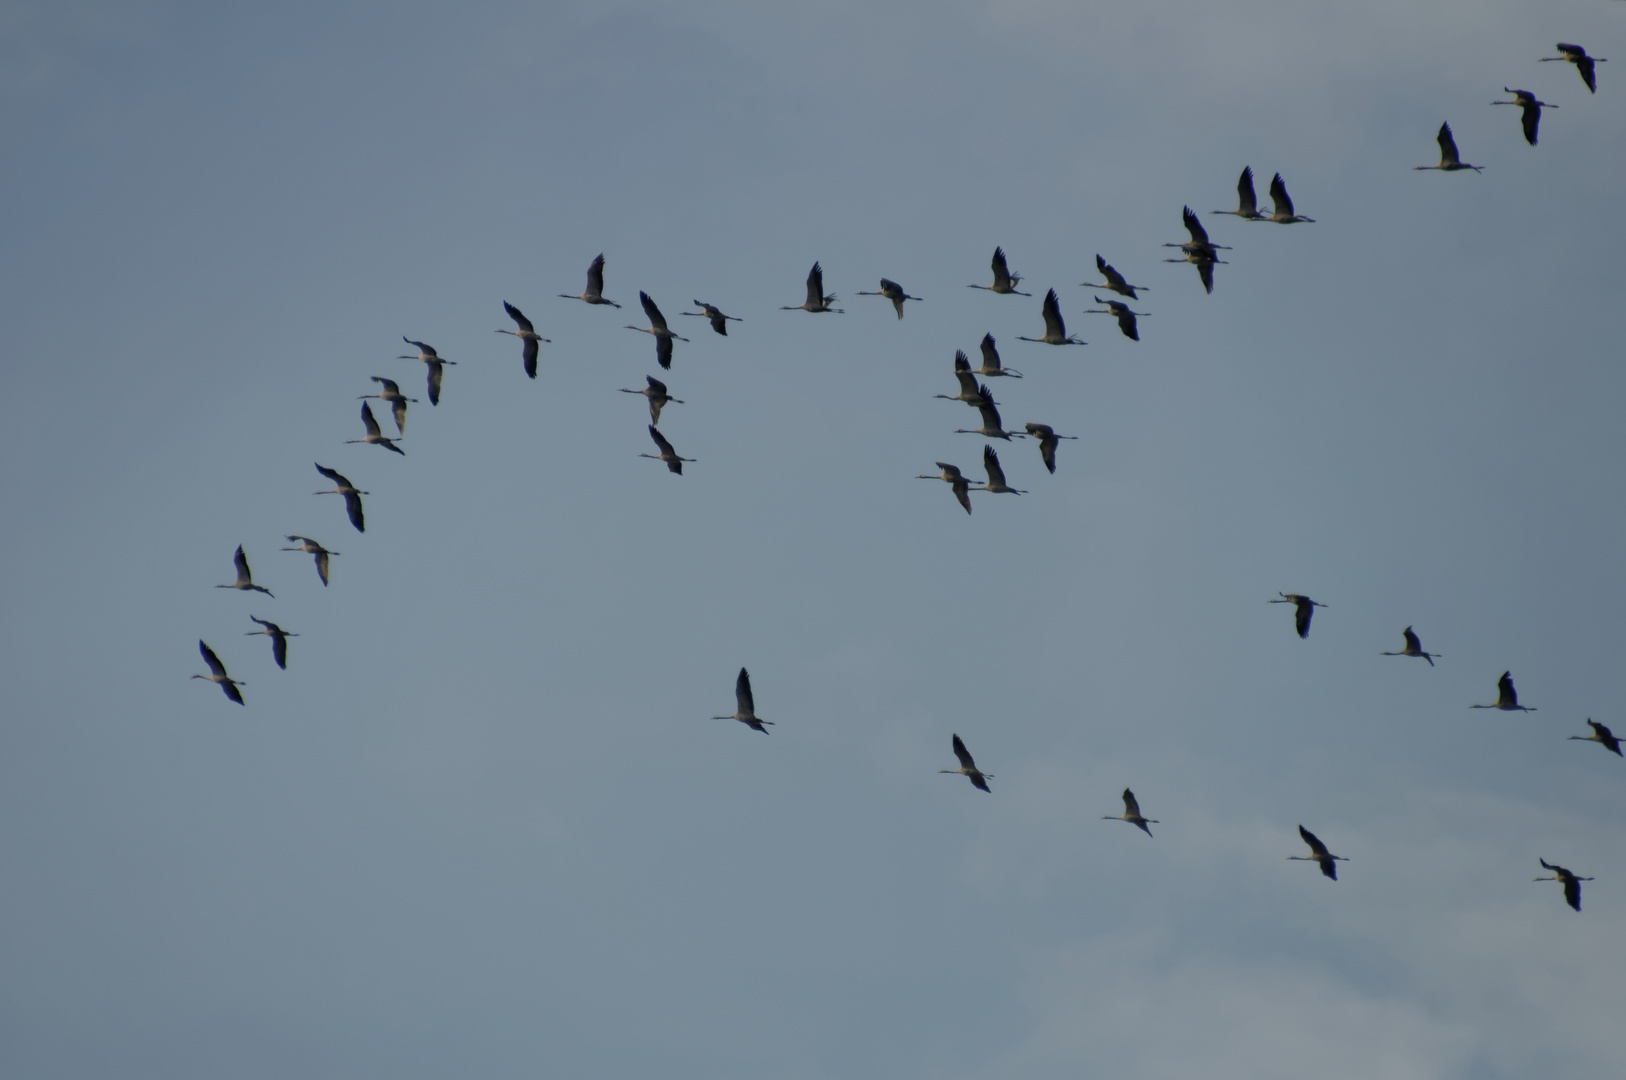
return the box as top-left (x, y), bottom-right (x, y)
top-left (3, 1), bottom-right (1625, 1077)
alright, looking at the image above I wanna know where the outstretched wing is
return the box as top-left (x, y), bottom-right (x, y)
top-left (503, 300), bottom-right (534, 333)
top-left (1299, 825), bottom-right (1329, 857)
top-left (952, 734), bottom-right (977, 771)
top-left (736, 667), bottom-right (754, 715)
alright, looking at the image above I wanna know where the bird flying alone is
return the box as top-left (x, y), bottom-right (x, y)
top-left (1103, 788), bottom-right (1157, 836)
top-left (1381, 626), bottom-right (1438, 666)
top-left (281, 535), bottom-right (337, 586)
top-left (498, 301), bottom-right (550, 379)
top-left (1470, 671), bottom-right (1534, 712)
top-left (857, 278), bottom-right (923, 319)
top-left (968, 246), bottom-right (1030, 295)
top-left (245, 615), bottom-right (297, 670)
top-left (192, 640), bottom-right (245, 705)
top-left (1290, 825), bottom-right (1347, 880)
top-left (558, 253), bottom-right (620, 307)
top-left (682, 300), bottom-right (742, 335)
top-left (1541, 43), bottom-right (1605, 94)
top-left (712, 667), bottom-right (771, 733)
top-left (941, 734), bottom-right (992, 792)
top-left (1415, 122), bottom-right (1483, 172)
top-left (781, 261), bottom-right (843, 313)
top-left (217, 545), bottom-right (273, 597)
top-left (1534, 858), bottom-right (1592, 912)
top-left (1270, 593), bottom-right (1325, 638)
top-left (626, 292), bottom-right (688, 370)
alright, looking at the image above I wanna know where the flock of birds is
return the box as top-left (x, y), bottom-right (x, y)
top-left (191, 41), bottom-right (1613, 915)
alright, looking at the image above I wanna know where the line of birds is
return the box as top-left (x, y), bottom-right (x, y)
top-left (189, 41), bottom-right (1612, 921)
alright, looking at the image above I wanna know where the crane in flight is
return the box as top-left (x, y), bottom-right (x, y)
top-left (1017, 288), bottom-right (1086, 345)
top-left (397, 338), bottom-right (455, 405)
top-left (1540, 43), bottom-right (1605, 94)
top-left (916, 462), bottom-right (982, 515)
top-left (497, 301), bottom-right (550, 379)
top-left (857, 278), bottom-right (923, 319)
top-left (954, 396), bottom-right (1023, 441)
top-left (1103, 788), bottom-right (1157, 836)
top-left (967, 247), bottom-right (1030, 295)
top-left (682, 300), bottom-right (742, 335)
top-left (626, 292), bottom-right (688, 370)
top-left (619, 375), bottom-right (684, 425)
top-left (638, 425), bottom-right (694, 474)
top-left (940, 734), bottom-right (992, 792)
top-left (1470, 671), bottom-right (1535, 712)
top-left (1534, 859), bottom-right (1592, 912)
top-left (978, 444), bottom-right (1025, 494)
top-left (711, 668), bottom-right (771, 733)
top-left (1492, 88), bottom-right (1556, 146)
top-left (933, 350), bottom-right (991, 407)
top-left (1212, 166), bottom-right (1267, 220)
top-left (1289, 825), bottom-right (1347, 880)
top-left (1085, 296), bottom-right (1148, 341)
top-left (245, 615), bottom-right (297, 670)
top-left (1269, 593), bottom-right (1325, 639)
top-left (1567, 719), bottom-right (1622, 757)
top-left (781, 262), bottom-right (843, 313)
top-left (359, 377), bottom-right (414, 436)
top-left (313, 463), bottom-right (367, 533)
top-left (346, 402), bottom-right (405, 455)
top-left (216, 545), bottom-right (274, 597)
top-left (972, 334), bottom-right (1021, 378)
top-left (192, 640), bottom-right (245, 705)
top-left (281, 536), bottom-right (338, 586)
top-left (1381, 626), bottom-right (1438, 666)
top-left (1023, 423), bottom-right (1077, 474)
top-left (1415, 122), bottom-right (1483, 172)
top-left (1263, 172), bottom-right (1315, 223)
top-left (558, 253), bottom-right (621, 307)
top-left (1082, 254), bottom-right (1149, 300)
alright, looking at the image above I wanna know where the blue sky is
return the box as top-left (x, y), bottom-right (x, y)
top-left (3, 2), bottom-right (1625, 1078)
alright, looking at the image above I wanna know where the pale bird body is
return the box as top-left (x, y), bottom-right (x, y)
top-left (245, 615), bottom-right (297, 670)
top-left (1017, 288), bottom-right (1086, 345)
top-left (1541, 43), bottom-right (1605, 94)
top-left (281, 535), bottom-right (338, 586)
top-left (1568, 719), bottom-right (1622, 757)
top-left (712, 667), bottom-right (771, 733)
top-left (968, 247), bottom-right (1030, 295)
top-left (359, 377), bottom-right (414, 436)
top-left (857, 277), bottom-right (923, 319)
top-left (916, 462), bottom-right (983, 515)
top-left (940, 734), bottom-right (992, 792)
top-left (619, 375), bottom-right (684, 425)
top-left (1381, 626), bottom-right (1438, 666)
top-left (397, 337), bottom-right (455, 405)
top-left (497, 300), bottom-right (550, 379)
top-left (1289, 825), bottom-right (1347, 880)
top-left (346, 401), bottom-right (405, 455)
top-left (192, 640), bottom-right (245, 705)
top-left (1269, 592), bottom-right (1325, 638)
top-left (313, 463), bottom-right (367, 533)
top-left (1415, 122), bottom-right (1483, 172)
top-left (973, 333), bottom-right (1021, 378)
top-left (682, 300), bottom-right (742, 335)
top-left (781, 262), bottom-right (844, 313)
top-left (1470, 671), bottom-right (1535, 712)
top-left (558, 253), bottom-right (621, 307)
top-left (1023, 422), bottom-right (1077, 474)
top-left (1103, 788), bottom-right (1157, 836)
top-left (1534, 858), bottom-right (1591, 912)
top-left (1083, 254), bottom-right (1149, 300)
top-left (216, 545), bottom-right (273, 597)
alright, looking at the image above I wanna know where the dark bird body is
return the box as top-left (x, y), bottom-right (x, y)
top-left (712, 667), bottom-right (771, 733)
top-left (1290, 825), bottom-right (1347, 880)
top-left (1270, 593), bottom-right (1325, 638)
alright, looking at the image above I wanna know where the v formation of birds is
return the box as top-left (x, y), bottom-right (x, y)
top-left (192, 43), bottom-right (1610, 915)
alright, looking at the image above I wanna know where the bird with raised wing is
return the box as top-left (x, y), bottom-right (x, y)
top-left (1103, 788), bottom-right (1157, 836)
top-left (857, 278), bottom-right (923, 319)
top-left (979, 444), bottom-right (1025, 494)
top-left (1212, 166), bottom-right (1267, 220)
top-left (916, 462), bottom-right (982, 515)
top-left (1534, 858), bottom-right (1592, 912)
top-left (313, 463), bottom-right (367, 533)
top-left (968, 246), bottom-right (1030, 295)
top-left (626, 292), bottom-right (689, 370)
top-left (972, 333), bottom-right (1021, 378)
top-left (1415, 122), bottom-right (1483, 172)
top-left (1269, 593), bottom-right (1325, 639)
top-left (619, 375), bottom-right (684, 425)
top-left (346, 401), bottom-right (405, 456)
top-left (192, 640), bottom-right (245, 705)
top-left (1541, 43), bottom-right (1605, 94)
top-left (781, 261), bottom-right (843, 313)
top-left (1381, 626), bottom-right (1438, 666)
top-left (1493, 88), bottom-right (1556, 146)
top-left (1164, 205), bottom-right (1232, 258)
top-left (359, 377), bottom-right (414, 436)
top-left (1023, 422), bottom-right (1077, 474)
top-left (1289, 825), bottom-right (1347, 880)
top-left (933, 351), bottom-right (992, 407)
top-left (216, 545), bottom-right (273, 598)
top-left (1568, 719), bottom-right (1622, 757)
top-left (1470, 671), bottom-right (1535, 712)
top-left (940, 734), bottom-right (992, 792)
top-left (1085, 296), bottom-right (1148, 341)
top-left (1083, 254), bottom-right (1149, 300)
top-left (281, 536), bottom-right (338, 586)
top-left (955, 396), bottom-right (1023, 441)
top-left (245, 615), bottom-right (296, 670)
top-left (682, 300), bottom-right (742, 336)
top-left (497, 301), bottom-right (550, 379)
top-left (638, 425), bottom-right (693, 474)
top-left (1017, 288), bottom-right (1086, 345)
top-left (1163, 250), bottom-right (1225, 294)
top-left (557, 253), bottom-right (621, 307)
top-left (397, 338), bottom-right (455, 405)
top-left (711, 667), bottom-right (771, 733)
top-left (1263, 172), bottom-right (1315, 223)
